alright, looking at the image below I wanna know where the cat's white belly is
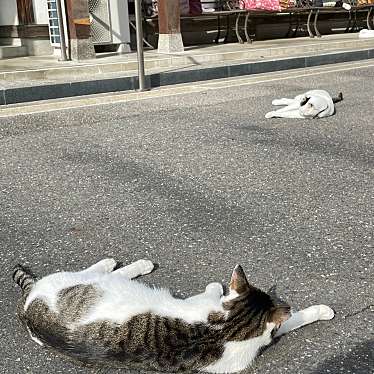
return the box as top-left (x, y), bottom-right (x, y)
top-left (24, 271), bottom-right (224, 326)
top-left (78, 274), bottom-right (224, 325)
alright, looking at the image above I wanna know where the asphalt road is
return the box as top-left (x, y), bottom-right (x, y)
top-left (0, 61), bottom-right (373, 374)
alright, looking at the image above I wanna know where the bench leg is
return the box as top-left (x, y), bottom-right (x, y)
top-left (314, 9), bottom-right (321, 38)
top-left (235, 13), bottom-right (244, 44)
top-left (215, 15), bottom-right (222, 43)
top-left (344, 10), bottom-right (352, 33)
top-left (350, 9), bottom-right (358, 32)
top-left (244, 12), bottom-right (253, 43)
top-left (307, 10), bottom-right (315, 38)
top-left (367, 7), bottom-right (373, 30)
top-left (285, 12), bottom-right (293, 37)
top-left (293, 13), bottom-right (302, 37)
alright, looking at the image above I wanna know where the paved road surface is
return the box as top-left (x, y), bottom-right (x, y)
top-left (0, 61), bottom-right (373, 374)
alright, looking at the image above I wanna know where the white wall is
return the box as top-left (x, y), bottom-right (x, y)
top-left (0, 0), bottom-right (48, 26)
top-left (0, 0), bottom-right (19, 26)
top-left (33, 0), bottom-right (49, 24)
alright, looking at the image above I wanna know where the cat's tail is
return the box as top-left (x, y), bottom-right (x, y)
top-left (332, 92), bottom-right (343, 104)
top-left (12, 264), bottom-right (36, 295)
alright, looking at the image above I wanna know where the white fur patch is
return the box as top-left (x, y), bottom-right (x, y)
top-left (203, 323), bottom-right (276, 373)
top-left (27, 327), bottom-right (44, 346)
top-left (24, 270), bottom-right (224, 326)
top-left (79, 273), bottom-right (224, 325)
top-left (24, 271), bottom-right (105, 312)
top-left (221, 290), bottom-right (239, 303)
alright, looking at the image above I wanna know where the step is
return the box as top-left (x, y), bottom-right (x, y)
top-left (1, 35), bottom-right (374, 81)
top-left (0, 45), bottom-right (28, 59)
top-left (0, 38), bottom-right (22, 46)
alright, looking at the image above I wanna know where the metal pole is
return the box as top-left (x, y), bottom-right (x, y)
top-left (56, 0), bottom-right (68, 61)
top-left (134, 0), bottom-right (147, 91)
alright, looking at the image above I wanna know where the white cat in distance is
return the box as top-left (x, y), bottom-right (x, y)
top-left (265, 90), bottom-right (343, 119)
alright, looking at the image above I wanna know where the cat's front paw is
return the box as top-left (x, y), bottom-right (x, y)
top-left (265, 111), bottom-right (276, 119)
top-left (316, 305), bottom-right (335, 320)
top-left (135, 259), bottom-right (154, 275)
top-left (205, 282), bottom-right (224, 297)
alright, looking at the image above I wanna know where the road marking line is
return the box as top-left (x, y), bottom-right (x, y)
top-left (1, 61), bottom-right (373, 118)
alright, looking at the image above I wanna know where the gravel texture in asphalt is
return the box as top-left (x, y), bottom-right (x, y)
top-left (0, 63), bottom-right (373, 374)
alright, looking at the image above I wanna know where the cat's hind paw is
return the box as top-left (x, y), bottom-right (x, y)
top-left (316, 305), bottom-right (335, 320)
top-left (100, 258), bottom-right (117, 272)
top-left (86, 258), bottom-right (117, 273)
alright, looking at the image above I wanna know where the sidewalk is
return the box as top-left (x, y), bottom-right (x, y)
top-left (1, 33), bottom-right (374, 105)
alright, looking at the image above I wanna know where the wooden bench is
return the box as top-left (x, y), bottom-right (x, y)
top-left (305, 4), bottom-right (374, 37)
top-left (129, 1), bottom-right (374, 47)
top-left (130, 1), bottom-right (248, 47)
top-left (228, 2), bottom-right (374, 42)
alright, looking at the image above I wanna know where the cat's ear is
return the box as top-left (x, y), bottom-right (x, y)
top-left (229, 265), bottom-right (251, 294)
top-left (270, 306), bottom-right (291, 327)
top-left (268, 284), bottom-right (287, 306)
top-left (268, 284), bottom-right (277, 297)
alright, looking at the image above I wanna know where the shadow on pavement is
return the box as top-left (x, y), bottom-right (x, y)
top-left (311, 339), bottom-right (374, 374)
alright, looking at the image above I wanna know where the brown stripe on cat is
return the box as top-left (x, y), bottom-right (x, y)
top-left (207, 311), bottom-right (226, 324)
top-left (58, 313), bottom-right (225, 371)
top-left (12, 265), bottom-right (36, 294)
top-left (222, 287), bottom-right (275, 341)
top-left (57, 285), bottom-right (101, 324)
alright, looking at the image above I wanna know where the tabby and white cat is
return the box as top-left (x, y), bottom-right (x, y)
top-left (13, 259), bottom-right (334, 373)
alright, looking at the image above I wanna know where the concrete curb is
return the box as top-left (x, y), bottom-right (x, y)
top-left (1, 48), bottom-right (374, 106)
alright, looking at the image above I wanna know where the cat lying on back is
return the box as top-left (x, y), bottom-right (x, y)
top-left (13, 259), bottom-right (334, 373)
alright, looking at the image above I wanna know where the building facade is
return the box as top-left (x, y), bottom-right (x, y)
top-left (0, 0), bottom-right (52, 58)
top-left (0, 0), bottom-right (132, 60)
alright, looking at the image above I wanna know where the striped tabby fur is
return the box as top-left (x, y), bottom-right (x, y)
top-left (12, 259), bottom-right (335, 373)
